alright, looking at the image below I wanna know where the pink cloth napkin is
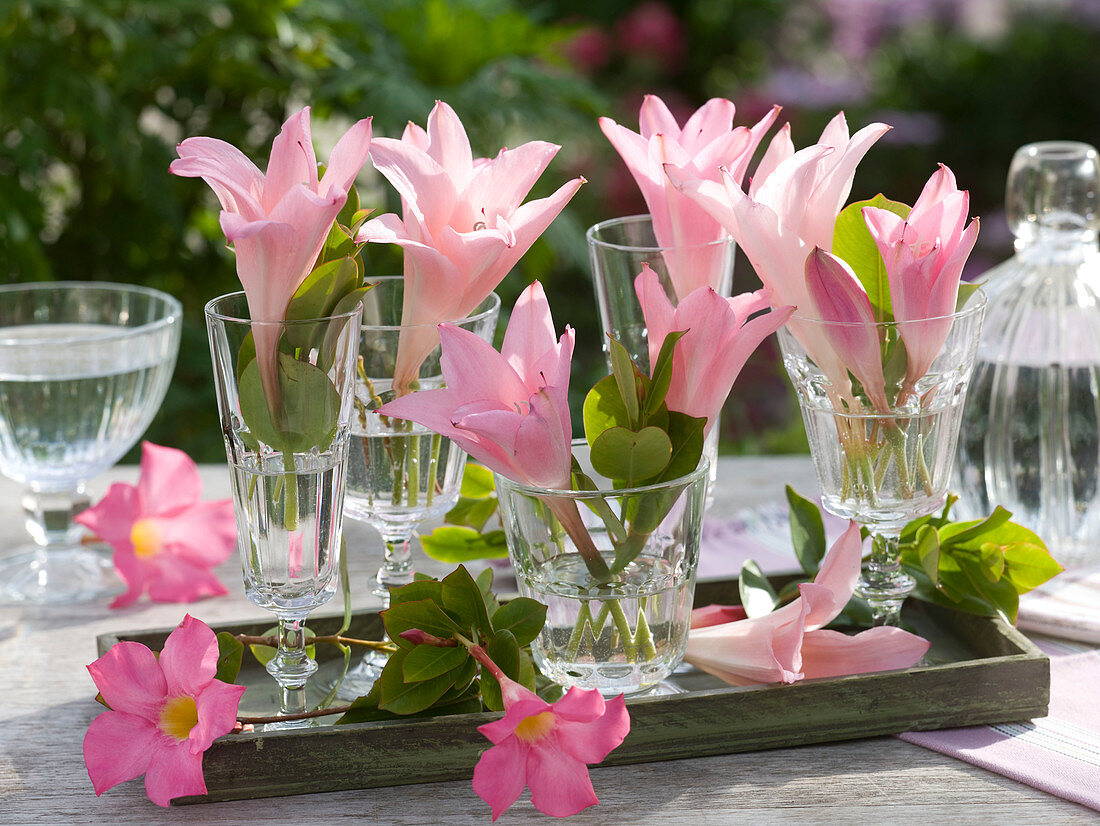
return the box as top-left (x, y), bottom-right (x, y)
top-left (898, 644), bottom-right (1100, 812)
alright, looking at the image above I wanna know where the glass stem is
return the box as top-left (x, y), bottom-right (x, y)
top-left (266, 615), bottom-right (317, 729)
top-left (373, 533), bottom-right (414, 605)
top-left (856, 528), bottom-right (916, 627)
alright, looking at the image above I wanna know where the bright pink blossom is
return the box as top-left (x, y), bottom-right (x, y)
top-left (378, 280), bottom-right (574, 491)
top-left (635, 264), bottom-right (793, 436)
top-left (667, 112), bottom-right (890, 383)
top-left (863, 164), bottom-right (980, 383)
top-left (803, 248), bottom-right (890, 411)
top-left (171, 107), bottom-right (372, 401)
top-left (83, 615), bottom-right (246, 807)
top-left (75, 442), bottom-right (237, 609)
top-left (685, 521), bottom-right (929, 685)
top-left (601, 95), bottom-right (780, 299)
top-left (471, 648), bottom-right (630, 820)
top-left (358, 101), bottom-right (583, 393)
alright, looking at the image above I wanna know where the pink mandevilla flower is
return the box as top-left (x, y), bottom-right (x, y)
top-left (75, 442), bottom-right (237, 609)
top-left (358, 101), bottom-right (584, 393)
top-left (83, 614), bottom-right (246, 807)
top-left (601, 95), bottom-right (780, 299)
top-left (863, 164), bottom-right (980, 384)
top-left (470, 647), bottom-right (630, 820)
top-left (635, 264), bottom-right (793, 436)
top-left (378, 280), bottom-right (574, 491)
top-left (685, 521), bottom-right (930, 685)
top-left (666, 112), bottom-right (891, 385)
top-left (170, 106), bottom-right (372, 401)
top-left (803, 247), bottom-right (890, 411)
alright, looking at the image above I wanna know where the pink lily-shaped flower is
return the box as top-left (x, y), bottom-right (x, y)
top-left (75, 442), bottom-right (237, 609)
top-left (469, 644), bottom-right (630, 820)
top-left (666, 112), bottom-right (890, 385)
top-left (601, 95), bottom-right (781, 299)
top-left (377, 280), bottom-right (573, 490)
top-left (803, 247), bottom-right (890, 412)
top-left (684, 521), bottom-right (930, 685)
top-left (171, 107), bottom-right (372, 402)
top-left (863, 164), bottom-right (980, 384)
top-left (358, 101), bottom-right (584, 394)
top-left (635, 264), bottom-right (794, 436)
top-left (83, 615), bottom-right (247, 807)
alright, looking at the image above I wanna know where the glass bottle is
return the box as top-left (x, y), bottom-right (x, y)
top-left (955, 141), bottom-right (1100, 568)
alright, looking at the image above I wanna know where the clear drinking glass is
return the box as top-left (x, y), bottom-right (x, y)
top-left (778, 296), bottom-right (986, 625)
top-left (206, 292), bottom-right (362, 727)
top-left (337, 276), bottom-right (500, 697)
top-left (586, 215), bottom-right (734, 505)
top-left (495, 446), bottom-right (709, 697)
top-left (0, 282), bottom-right (181, 604)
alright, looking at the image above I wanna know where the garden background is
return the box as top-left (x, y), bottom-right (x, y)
top-left (3, 0), bottom-right (1098, 462)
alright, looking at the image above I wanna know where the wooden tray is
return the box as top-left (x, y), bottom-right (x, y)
top-left (97, 578), bottom-right (1049, 805)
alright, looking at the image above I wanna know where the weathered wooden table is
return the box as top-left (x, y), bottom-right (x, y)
top-left (3, 457), bottom-right (1095, 824)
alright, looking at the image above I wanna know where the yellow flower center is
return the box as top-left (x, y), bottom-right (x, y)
top-left (159, 696), bottom-right (199, 741)
top-left (514, 711), bottom-right (555, 743)
top-left (130, 519), bottom-right (162, 559)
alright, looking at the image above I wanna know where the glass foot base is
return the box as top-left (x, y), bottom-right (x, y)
top-left (320, 649), bottom-right (391, 701)
top-left (856, 570), bottom-right (916, 626)
top-left (0, 545), bottom-right (122, 605)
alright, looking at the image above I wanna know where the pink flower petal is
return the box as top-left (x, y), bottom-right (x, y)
top-left (526, 738), bottom-right (600, 817)
top-left (83, 711), bottom-right (159, 797)
top-left (143, 739), bottom-right (208, 807)
top-left (108, 549), bottom-right (148, 610)
top-left (690, 603), bottom-right (747, 628)
top-left (159, 615), bottom-right (219, 698)
top-left (145, 557), bottom-right (230, 605)
top-left (555, 693), bottom-right (630, 764)
top-left (500, 281), bottom-right (559, 384)
top-left (190, 679), bottom-right (248, 754)
top-left (75, 481), bottom-right (139, 550)
top-left (319, 117), bottom-right (373, 196)
top-left (472, 736), bottom-right (529, 821)
top-left (800, 626), bottom-right (929, 680)
top-left (136, 442), bottom-right (203, 516)
top-left (88, 641), bottom-right (167, 721)
top-left (803, 520), bottom-right (864, 630)
top-left (151, 500), bottom-right (237, 568)
top-left (478, 696), bottom-right (552, 745)
top-left (262, 107), bottom-right (318, 213)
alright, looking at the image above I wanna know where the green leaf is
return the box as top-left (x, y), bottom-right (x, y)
top-left (490, 597), bottom-right (547, 647)
top-left (738, 559), bottom-right (779, 618)
top-left (913, 524), bottom-right (941, 585)
top-left (479, 629), bottom-right (520, 712)
top-left (334, 679), bottom-right (480, 725)
top-left (377, 648), bottom-right (459, 714)
top-left (938, 507), bottom-right (1014, 547)
top-left (956, 282), bottom-right (981, 311)
top-left (651, 411), bottom-right (705, 484)
top-left (583, 374), bottom-right (632, 444)
top-left (643, 330), bottom-right (687, 420)
top-left (786, 486), bottom-right (827, 576)
top-left (285, 257), bottom-right (359, 326)
top-left (237, 353), bottom-right (341, 452)
top-left (459, 463), bottom-right (496, 498)
top-left (401, 645), bottom-right (469, 683)
top-left (420, 526), bottom-right (509, 563)
top-left (382, 599), bottom-right (465, 649)
top-left (389, 578), bottom-right (444, 606)
top-left (214, 632), bottom-right (244, 685)
top-left (441, 564), bottom-right (492, 635)
top-left (608, 337), bottom-right (641, 428)
top-left (590, 425), bottom-right (672, 486)
top-left (444, 496), bottom-right (498, 531)
top-left (832, 195), bottom-right (911, 322)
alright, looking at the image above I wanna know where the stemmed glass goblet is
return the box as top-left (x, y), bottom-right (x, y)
top-left (777, 296), bottom-right (986, 625)
top-left (206, 293), bottom-right (363, 727)
top-left (337, 276), bottom-right (500, 698)
top-left (0, 282), bottom-right (181, 604)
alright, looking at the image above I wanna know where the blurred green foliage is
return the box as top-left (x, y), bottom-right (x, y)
top-left (3, 0), bottom-right (1098, 461)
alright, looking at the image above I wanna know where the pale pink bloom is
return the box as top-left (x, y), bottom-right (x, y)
top-left (75, 442), bottom-right (237, 609)
top-left (685, 521), bottom-right (930, 685)
top-left (690, 603), bottom-right (746, 627)
top-left (601, 95), bottom-right (780, 299)
top-left (83, 615), bottom-right (246, 807)
top-left (863, 164), bottom-right (980, 383)
top-left (378, 281), bottom-right (573, 491)
top-left (358, 101), bottom-right (583, 393)
top-left (667, 112), bottom-right (890, 385)
top-left (635, 264), bottom-right (793, 436)
top-left (803, 248), bottom-right (890, 411)
top-left (471, 648), bottom-right (630, 820)
top-left (171, 107), bottom-right (372, 401)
